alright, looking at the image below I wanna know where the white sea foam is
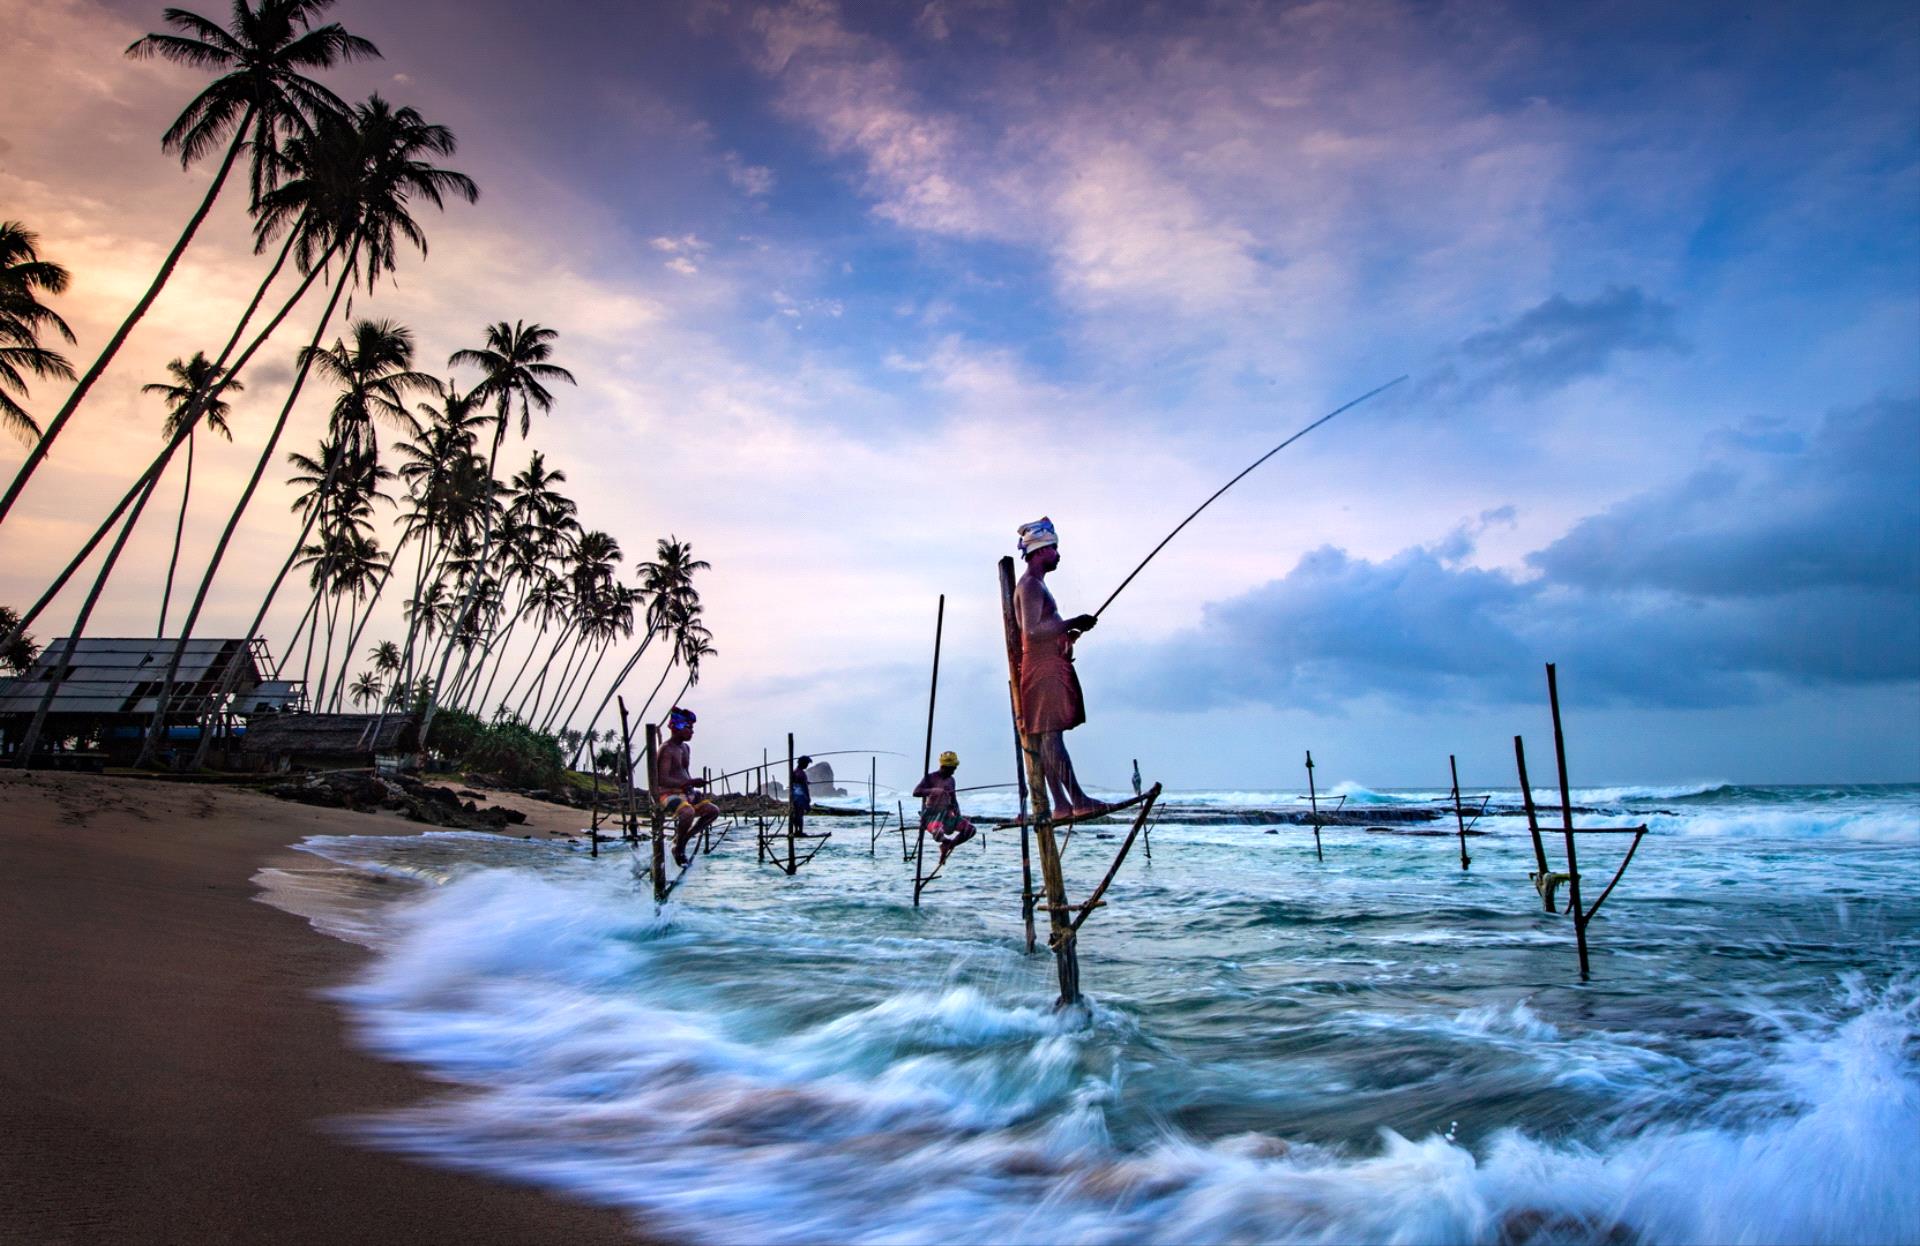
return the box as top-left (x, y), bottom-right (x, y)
top-left (295, 854), bottom-right (1920, 1246)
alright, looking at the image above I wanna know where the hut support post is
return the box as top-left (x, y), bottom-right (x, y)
top-left (1449, 754), bottom-right (1471, 870)
top-left (1546, 663), bottom-right (1589, 979)
top-left (646, 724), bottom-right (667, 904)
top-left (999, 556), bottom-right (1079, 1007)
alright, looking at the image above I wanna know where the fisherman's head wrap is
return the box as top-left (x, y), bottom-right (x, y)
top-left (1017, 517), bottom-right (1058, 558)
top-left (668, 706), bottom-right (696, 731)
top-left (939, 750), bottom-right (959, 770)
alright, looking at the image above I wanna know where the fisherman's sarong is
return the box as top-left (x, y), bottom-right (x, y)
top-left (925, 803), bottom-right (976, 847)
top-left (1019, 631), bottom-right (1086, 735)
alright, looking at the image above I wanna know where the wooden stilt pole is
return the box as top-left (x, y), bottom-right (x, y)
top-left (1450, 753), bottom-right (1471, 870)
top-left (999, 556), bottom-right (1078, 1007)
top-left (646, 724), bottom-right (667, 904)
top-left (617, 697), bottom-right (637, 842)
top-left (1011, 680), bottom-right (1035, 954)
top-left (897, 800), bottom-right (910, 861)
top-left (913, 595), bottom-right (944, 908)
top-left (786, 732), bottom-right (798, 876)
top-left (1546, 663), bottom-right (1589, 979)
top-left (1514, 736), bottom-right (1553, 910)
top-left (869, 756), bottom-right (877, 855)
top-left (1305, 750), bottom-right (1324, 862)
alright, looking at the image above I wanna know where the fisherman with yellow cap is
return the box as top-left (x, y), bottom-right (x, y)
top-left (913, 749), bottom-right (976, 864)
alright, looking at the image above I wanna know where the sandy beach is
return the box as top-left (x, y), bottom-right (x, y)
top-left (0, 770), bottom-right (645, 1244)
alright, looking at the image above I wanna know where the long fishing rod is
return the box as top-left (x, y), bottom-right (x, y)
top-left (698, 748), bottom-right (908, 790)
top-left (1091, 375), bottom-right (1408, 620)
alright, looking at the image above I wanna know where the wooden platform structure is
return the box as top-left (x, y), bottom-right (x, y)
top-left (997, 555), bottom-right (1158, 1008)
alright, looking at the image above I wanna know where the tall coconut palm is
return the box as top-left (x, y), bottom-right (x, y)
top-left (349, 669), bottom-right (382, 709)
top-left (0, 221), bottom-right (76, 446)
top-left (0, 0), bottom-right (377, 526)
top-left (423, 320), bottom-right (575, 737)
top-left (0, 606), bottom-right (37, 673)
top-left (143, 352), bottom-right (240, 634)
top-left (461, 451), bottom-right (576, 711)
top-left (572, 536), bottom-right (708, 764)
top-left (144, 96), bottom-right (475, 768)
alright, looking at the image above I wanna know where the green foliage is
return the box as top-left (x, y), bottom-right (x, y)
top-left (426, 707), bottom-right (562, 788)
top-left (462, 718), bottom-right (564, 789)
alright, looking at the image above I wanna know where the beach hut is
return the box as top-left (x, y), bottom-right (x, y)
top-left (239, 713), bottom-right (421, 773)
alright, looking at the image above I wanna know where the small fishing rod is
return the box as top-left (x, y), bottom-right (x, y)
top-left (1091, 375), bottom-right (1408, 620)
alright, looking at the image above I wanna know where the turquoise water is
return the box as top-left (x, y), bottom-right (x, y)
top-left (261, 783), bottom-right (1920, 1244)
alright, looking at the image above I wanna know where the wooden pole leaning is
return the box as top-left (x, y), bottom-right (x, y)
top-left (869, 756), bottom-right (878, 855)
top-left (617, 696), bottom-right (638, 842)
top-left (912, 595), bottom-right (945, 908)
top-left (1513, 735), bottom-right (1554, 909)
top-left (998, 556), bottom-right (1080, 1007)
top-left (1011, 680), bottom-right (1036, 955)
top-left (646, 724), bottom-right (667, 904)
top-left (1546, 664), bottom-right (1589, 978)
top-left (1305, 750), bottom-right (1325, 862)
top-left (1450, 754), bottom-right (1471, 871)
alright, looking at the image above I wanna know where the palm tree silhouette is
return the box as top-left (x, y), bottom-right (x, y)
top-left (142, 96), bottom-right (474, 767)
top-left (0, 0), bottom-right (377, 526)
top-left (144, 352), bottom-right (241, 635)
top-left (0, 221), bottom-right (76, 446)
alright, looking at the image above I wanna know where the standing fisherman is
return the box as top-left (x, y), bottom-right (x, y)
top-left (914, 750), bottom-right (977, 864)
top-left (789, 754), bottom-right (814, 834)
top-left (1014, 518), bottom-right (1108, 818)
top-left (656, 707), bottom-right (720, 866)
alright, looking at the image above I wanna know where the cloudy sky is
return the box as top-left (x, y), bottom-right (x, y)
top-left (2, 0), bottom-right (1915, 791)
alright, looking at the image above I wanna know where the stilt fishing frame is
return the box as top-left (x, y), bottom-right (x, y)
top-left (1448, 754), bottom-right (1488, 871)
top-left (1512, 663), bottom-right (1650, 979)
top-left (911, 595), bottom-right (945, 907)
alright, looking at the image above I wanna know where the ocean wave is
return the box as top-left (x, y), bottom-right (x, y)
top-left (312, 856), bottom-right (1920, 1245)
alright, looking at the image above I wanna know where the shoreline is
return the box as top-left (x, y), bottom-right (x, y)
top-left (0, 769), bottom-right (648, 1244)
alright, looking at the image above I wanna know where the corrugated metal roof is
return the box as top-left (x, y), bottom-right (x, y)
top-left (0, 637), bottom-right (268, 717)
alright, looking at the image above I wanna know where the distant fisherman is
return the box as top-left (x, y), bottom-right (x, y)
top-left (1014, 517), bottom-right (1107, 818)
top-left (914, 750), bottom-right (977, 864)
top-left (789, 754), bottom-right (813, 833)
top-left (657, 707), bottom-right (719, 867)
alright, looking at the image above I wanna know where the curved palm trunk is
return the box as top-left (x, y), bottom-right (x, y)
top-left (139, 239), bottom-right (359, 766)
top-left (13, 474), bottom-right (160, 765)
top-left (537, 628), bottom-right (596, 728)
top-left (314, 589), bottom-right (343, 711)
top-left (538, 634), bottom-right (600, 734)
top-left (555, 637), bottom-right (617, 739)
top-left (469, 589), bottom-right (534, 713)
top-left (159, 431), bottom-right (195, 635)
top-left (0, 110), bottom-right (256, 528)
top-left (0, 229), bottom-right (327, 662)
top-left (496, 618), bottom-right (551, 711)
top-left (568, 629), bottom-right (657, 767)
top-left (513, 620), bottom-right (573, 720)
top-left (277, 586), bottom-right (321, 678)
top-left (418, 433), bottom-right (507, 741)
top-left (331, 536), bottom-right (406, 712)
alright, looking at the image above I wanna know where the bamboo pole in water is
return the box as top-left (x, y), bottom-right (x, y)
top-left (1305, 750), bottom-right (1324, 862)
top-left (617, 697), bottom-right (637, 842)
top-left (1012, 679), bottom-right (1035, 954)
top-left (787, 732), bottom-right (798, 877)
top-left (647, 724), bottom-right (667, 904)
top-left (1450, 754), bottom-right (1471, 871)
top-left (913, 596), bottom-right (944, 908)
top-left (999, 556), bottom-right (1079, 1006)
top-left (1513, 736), bottom-right (1553, 909)
top-left (1546, 664), bottom-right (1590, 978)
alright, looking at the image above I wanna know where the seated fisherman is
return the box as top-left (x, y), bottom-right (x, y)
top-left (789, 754), bottom-right (813, 832)
top-left (913, 750), bottom-right (976, 864)
top-left (657, 706), bottom-right (720, 867)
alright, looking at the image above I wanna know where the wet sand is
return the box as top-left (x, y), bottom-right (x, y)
top-left (0, 769), bottom-right (647, 1244)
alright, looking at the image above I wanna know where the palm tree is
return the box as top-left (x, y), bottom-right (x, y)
top-left (0, 221), bottom-right (76, 446)
top-left (143, 352), bottom-right (240, 634)
top-left (0, 0), bottom-right (377, 526)
top-left (349, 669), bottom-right (382, 709)
top-left (460, 451), bottom-right (576, 711)
top-left (423, 320), bottom-right (575, 737)
top-left (572, 537), bottom-right (709, 764)
top-left (0, 606), bottom-right (38, 673)
top-left (145, 96), bottom-right (475, 768)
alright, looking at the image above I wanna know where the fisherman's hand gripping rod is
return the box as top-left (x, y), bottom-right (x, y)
top-left (1090, 375), bottom-right (1408, 621)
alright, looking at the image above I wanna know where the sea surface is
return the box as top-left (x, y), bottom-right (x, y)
top-left (258, 782), bottom-right (1920, 1244)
